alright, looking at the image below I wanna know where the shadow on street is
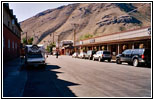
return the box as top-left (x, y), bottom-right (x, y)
top-left (23, 64), bottom-right (79, 97)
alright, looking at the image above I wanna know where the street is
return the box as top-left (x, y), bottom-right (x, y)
top-left (3, 55), bottom-right (151, 97)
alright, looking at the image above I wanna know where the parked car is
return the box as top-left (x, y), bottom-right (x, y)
top-left (72, 52), bottom-right (79, 58)
top-left (93, 50), bottom-right (112, 62)
top-left (85, 50), bottom-right (96, 60)
top-left (116, 48), bottom-right (151, 67)
top-left (78, 52), bottom-right (86, 59)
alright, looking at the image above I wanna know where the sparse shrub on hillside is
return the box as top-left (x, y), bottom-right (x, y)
top-left (119, 26), bottom-right (126, 31)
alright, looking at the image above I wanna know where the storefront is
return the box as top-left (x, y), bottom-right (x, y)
top-left (59, 40), bottom-right (74, 55)
top-left (74, 26), bottom-right (151, 59)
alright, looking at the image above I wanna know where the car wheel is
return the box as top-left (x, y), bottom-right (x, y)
top-left (116, 59), bottom-right (121, 64)
top-left (108, 59), bottom-right (111, 62)
top-left (98, 57), bottom-right (101, 62)
top-left (133, 59), bottom-right (139, 67)
top-left (93, 57), bottom-right (95, 61)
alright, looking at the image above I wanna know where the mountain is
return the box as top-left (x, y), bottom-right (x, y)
top-left (20, 3), bottom-right (151, 45)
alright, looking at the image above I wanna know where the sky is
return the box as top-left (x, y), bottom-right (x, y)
top-left (9, 3), bottom-right (73, 22)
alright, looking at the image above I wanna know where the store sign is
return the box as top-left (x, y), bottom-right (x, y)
top-left (89, 39), bottom-right (95, 43)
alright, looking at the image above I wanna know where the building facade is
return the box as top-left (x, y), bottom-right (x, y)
top-left (74, 26), bottom-right (151, 59)
top-left (59, 40), bottom-right (74, 55)
top-left (3, 3), bottom-right (22, 62)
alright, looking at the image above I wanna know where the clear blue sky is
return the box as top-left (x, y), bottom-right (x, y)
top-left (9, 3), bottom-right (73, 22)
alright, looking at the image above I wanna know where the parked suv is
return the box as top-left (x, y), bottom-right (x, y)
top-left (93, 50), bottom-right (112, 62)
top-left (116, 48), bottom-right (151, 67)
top-left (85, 50), bottom-right (96, 60)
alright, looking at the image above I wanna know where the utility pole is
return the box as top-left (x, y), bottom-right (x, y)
top-left (55, 34), bottom-right (60, 48)
top-left (57, 35), bottom-right (60, 48)
top-left (53, 32), bottom-right (55, 44)
top-left (71, 23), bottom-right (79, 46)
top-left (25, 32), bottom-right (27, 45)
top-left (74, 29), bottom-right (76, 46)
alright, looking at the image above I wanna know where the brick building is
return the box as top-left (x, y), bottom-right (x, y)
top-left (3, 3), bottom-right (22, 62)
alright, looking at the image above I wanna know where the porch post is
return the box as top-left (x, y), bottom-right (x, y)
top-left (132, 43), bottom-right (134, 49)
top-left (118, 44), bottom-right (120, 54)
top-left (107, 45), bottom-right (109, 51)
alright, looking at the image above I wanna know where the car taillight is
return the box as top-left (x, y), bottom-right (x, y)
top-left (102, 54), bottom-right (104, 57)
top-left (141, 55), bottom-right (144, 59)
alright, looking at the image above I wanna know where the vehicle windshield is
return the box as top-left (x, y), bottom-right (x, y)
top-left (28, 54), bottom-right (43, 58)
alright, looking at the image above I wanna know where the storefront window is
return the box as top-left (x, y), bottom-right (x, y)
top-left (12, 41), bottom-right (14, 49)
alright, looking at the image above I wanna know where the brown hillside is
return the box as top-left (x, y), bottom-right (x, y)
top-left (20, 3), bottom-right (151, 45)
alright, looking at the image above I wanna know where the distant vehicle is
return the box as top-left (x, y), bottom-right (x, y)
top-left (93, 50), bottom-right (112, 62)
top-left (85, 50), bottom-right (96, 60)
top-left (116, 48), bottom-right (151, 67)
top-left (25, 45), bottom-right (46, 67)
top-left (78, 52), bottom-right (86, 59)
top-left (72, 52), bottom-right (79, 58)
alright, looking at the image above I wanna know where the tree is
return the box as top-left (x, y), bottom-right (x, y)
top-left (22, 37), bottom-right (27, 45)
top-left (22, 37), bottom-right (34, 45)
top-left (46, 42), bottom-right (56, 53)
top-left (27, 37), bottom-right (33, 45)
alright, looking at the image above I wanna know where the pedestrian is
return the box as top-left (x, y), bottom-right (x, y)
top-left (56, 51), bottom-right (59, 58)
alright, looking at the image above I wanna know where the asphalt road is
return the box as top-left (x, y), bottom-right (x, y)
top-left (19, 55), bottom-right (151, 97)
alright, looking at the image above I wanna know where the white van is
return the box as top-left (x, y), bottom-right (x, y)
top-left (25, 45), bottom-right (46, 66)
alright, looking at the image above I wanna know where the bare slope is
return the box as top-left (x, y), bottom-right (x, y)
top-left (20, 3), bottom-right (151, 45)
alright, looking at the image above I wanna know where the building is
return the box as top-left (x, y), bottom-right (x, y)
top-left (74, 26), bottom-right (151, 59)
top-left (59, 40), bottom-right (74, 55)
top-left (3, 3), bottom-right (22, 62)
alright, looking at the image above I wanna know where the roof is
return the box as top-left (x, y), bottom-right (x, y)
top-left (25, 45), bottom-right (44, 47)
top-left (3, 3), bottom-right (22, 31)
top-left (78, 26), bottom-right (151, 42)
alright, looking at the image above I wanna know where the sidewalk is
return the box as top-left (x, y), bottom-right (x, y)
top-left (3, 58), bottom-right (24, 79)
top-left (3, 58), bottom-right (27, 97)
